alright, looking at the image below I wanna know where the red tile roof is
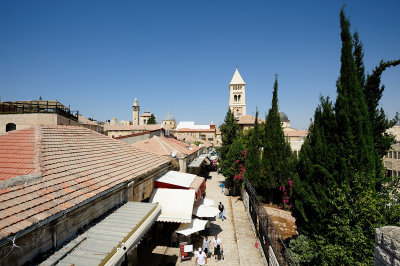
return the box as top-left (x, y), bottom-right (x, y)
top-left (237, 115), bottom-right (265, 125)
top-left (176, 128), bottom-right (215, 132)
top-left (133, 136), bottom-right (199, 157)
top-left (103, 124), bottom-right (161, 131)
top-left (0, 126), bottom-right (170, 240)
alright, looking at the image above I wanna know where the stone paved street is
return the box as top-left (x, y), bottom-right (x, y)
top-left (151, 171), bottom-right (265, 265)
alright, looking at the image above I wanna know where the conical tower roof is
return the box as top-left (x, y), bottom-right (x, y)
top-left (230, 67), bottom-right (246, 85)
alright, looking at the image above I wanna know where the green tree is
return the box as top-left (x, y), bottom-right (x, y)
top-left (219, 108), bottom-right (239, 163)
top-left (291, 8), bottom-right (399, 264)
top-left (221, 137), bottom-right (245, 181)
top-left (147, 114), bottom-right (156, 124)
top-left (261, 75), bottom-right (293, 202)
top-left (244, 110), bottom-right (262, 189)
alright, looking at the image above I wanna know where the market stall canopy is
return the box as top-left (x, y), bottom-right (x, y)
top-left (150, 188), bottom-right (195, 223)
top-left (154, 170), bottom-right (197, 189)
top-left (176, 219), bottom-right (208, 236)
top-left (193, 205), bottom-right (219, 218)
top-left (42, 202), bottom-right (161, 266)
top-left (198, 197), bottom-right (215, 206)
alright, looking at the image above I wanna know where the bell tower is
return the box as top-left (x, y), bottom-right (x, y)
top-left (132, 98), bottom-right (140, 125)
top-left (229, 67), bottom-right (246, 118)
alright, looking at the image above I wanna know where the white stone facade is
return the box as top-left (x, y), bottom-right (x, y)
top-left (229, 67), bottom-right (246, 118)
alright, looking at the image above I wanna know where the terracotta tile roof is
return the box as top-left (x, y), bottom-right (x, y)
top-left (283, 128), bottom-right (308, 137)
top-left (176, 128), bottom-right (215, 132)
top-left (237, 115), bottom-right (265, 125)
top-left (0, 126), bottom-right (170, 240)
top-left (103, 124), bottom-right (161, 131)
top-left (133, 136), bottom-right (199, 157)
top-left (78, 115), bottom-right (99, 126)
top-left (174, 135), bottom-right (213, 148)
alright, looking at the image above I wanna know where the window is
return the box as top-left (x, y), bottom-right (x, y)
top-left (393, 170), bottom-right (398, 177)
top-left (398, 151), bottom-right (400, 159)
top-left (395, 152), bottom-right (398, 159)
top-left (234, 95), bottom-right (237, 102)
top-left (389, 151), bottom-right (393, 158)
top-left (6, 123), bottom-right (16, 132)
top-left (112, 135), bottom-right (115, 138)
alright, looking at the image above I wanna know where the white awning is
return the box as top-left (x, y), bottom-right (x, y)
top-left (193, 205), bottom-right (219, 218)
top-left (155, 170), bottom-right (197, 188)
top-left (198, 197), bottom-right (215, 206)
top-left (176, 219), bottom-right (208, 236)
top-left (150, 188), bottom-right (195, 223)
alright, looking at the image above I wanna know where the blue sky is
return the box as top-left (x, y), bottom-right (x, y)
top-left (0, 1), bottom-right (399, 129)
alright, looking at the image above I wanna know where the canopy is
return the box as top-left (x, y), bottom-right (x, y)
top-left (150, 188), bottom-right (195, 223)
top-left (42, 202), bottom-right (161, 266)
top-left (198, 197), bottom-right (215, 206)
top-left (193, 205), bottom-right (219, 218)
top-left (155, 170), bottom-right (197, 188)
top-left (176, 219), bottom-right (208, 236)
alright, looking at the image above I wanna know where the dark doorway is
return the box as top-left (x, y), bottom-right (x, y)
top-left (6, 123), bottom-right (16, 132)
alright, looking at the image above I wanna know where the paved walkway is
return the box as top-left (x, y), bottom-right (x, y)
top-left (146, 171), bottom-right (265, 265)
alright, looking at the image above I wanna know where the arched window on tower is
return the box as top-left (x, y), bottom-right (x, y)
top-left (234, 95), bottom-right (237, 102)
top-left (6, 123), bottom-right (16, 132)
top-left (238, 95), bottom-right (241, 102)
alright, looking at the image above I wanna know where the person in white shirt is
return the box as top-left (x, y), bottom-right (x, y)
top-left (196, 247), bottom-right (207, 265)
top-left (212, 235), bottom-right (223, 261)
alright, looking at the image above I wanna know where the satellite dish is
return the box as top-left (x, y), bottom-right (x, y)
top-left (171, 150), bottom-right (177, 157)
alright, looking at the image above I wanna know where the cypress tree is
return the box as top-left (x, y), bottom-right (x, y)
top-left (219, 108), bottom-right (239, 163)
top-left (261, 75), bottom-right (292, 202)
top-left (244, 110), bottom-right (262, 189)
top-left (147, 114), bottom-right (156, 124)
top-left (290, 8), bottom-right (399, 264)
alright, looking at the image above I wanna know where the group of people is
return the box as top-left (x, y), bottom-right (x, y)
top-left (194, 181), bottom-right (226, 265)
top-left (195, 235), bottom-right (223, 265)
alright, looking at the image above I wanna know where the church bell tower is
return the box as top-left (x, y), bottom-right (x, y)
top-left (229, 67), bottom-right (246, 118)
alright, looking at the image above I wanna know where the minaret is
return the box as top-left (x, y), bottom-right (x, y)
top-left (132, 98), bottom-right (140, 125)
top-left (229, 67), bottom-right (246, 118)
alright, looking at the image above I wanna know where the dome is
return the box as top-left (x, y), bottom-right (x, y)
top-left (279, 112), bottom-right (289, 122)
top-left (163, 111), bottom-right (175, 121)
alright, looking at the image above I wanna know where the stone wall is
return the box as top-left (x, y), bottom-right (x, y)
top-left (375, 226), bottom-right (400, 265)
top-left (0, 164), bottom-right (169, 265)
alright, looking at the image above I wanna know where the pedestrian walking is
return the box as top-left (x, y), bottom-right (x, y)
top-left (195, 247), bottom-right (207, 265)
top-left (218, 202), bottom-right (225, 221)
top-left (203, 236), bottom-right (210, 257)
top-left (212, 235), bottom-right (223, 261)
top-left (220, 182), bottom-right (224, 193)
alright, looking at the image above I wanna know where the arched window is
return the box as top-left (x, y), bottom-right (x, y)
top-left (6, 123), bottom-right (16, 132)
top-left (234, 95), bottom-right (237, 102)
top-left (238, 95), bottom-right (241, 102)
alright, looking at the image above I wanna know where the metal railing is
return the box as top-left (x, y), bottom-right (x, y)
top-left (0, 101), bottom-right (79, 121)
top-left (242, 179), bottom-right (298, 266)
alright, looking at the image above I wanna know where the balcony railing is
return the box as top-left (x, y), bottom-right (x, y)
top-left (0, 101), bottom-right (79, 121)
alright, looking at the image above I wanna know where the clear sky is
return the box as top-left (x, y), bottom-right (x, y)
top-left (1, 0), bottom-right (399, 129)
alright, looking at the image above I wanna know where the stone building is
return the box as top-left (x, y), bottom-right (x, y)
top-left (384, 126), bottom-right (400, 178)
top-left (103, 124), bottom-right (162, 138)
top-left (78, 115), bottom-right (104, 134)
top-left (162, 111), bottom-right (176, 130)
top-left (173, 121), bottom-right (218, 146)
top-left (0, 125), bottom-right (171, 265)
top-left (229, 67), bottom-right (247, 118)
top-left (0, 100), bottom-right (80, 135)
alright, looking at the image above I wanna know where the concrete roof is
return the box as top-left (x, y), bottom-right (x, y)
top-left (0, 126), bottom-right (170, 240)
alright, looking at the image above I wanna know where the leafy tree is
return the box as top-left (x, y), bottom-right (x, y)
top-left (221, 137), bottom-right (245, 181)
top-left (291, 8), bottom-right (400, 264)
top-left (261, 75), bottom-right (293, 202)
top-left (219, 108), bottom-right (239, 163)
top-left (147, 114), bottom-right (156, 124)
top-left (244, 110), bottom-right (262, 189)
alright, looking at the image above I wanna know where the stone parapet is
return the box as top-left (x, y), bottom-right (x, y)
top-left (375, 226), bottom-right (400, 265)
